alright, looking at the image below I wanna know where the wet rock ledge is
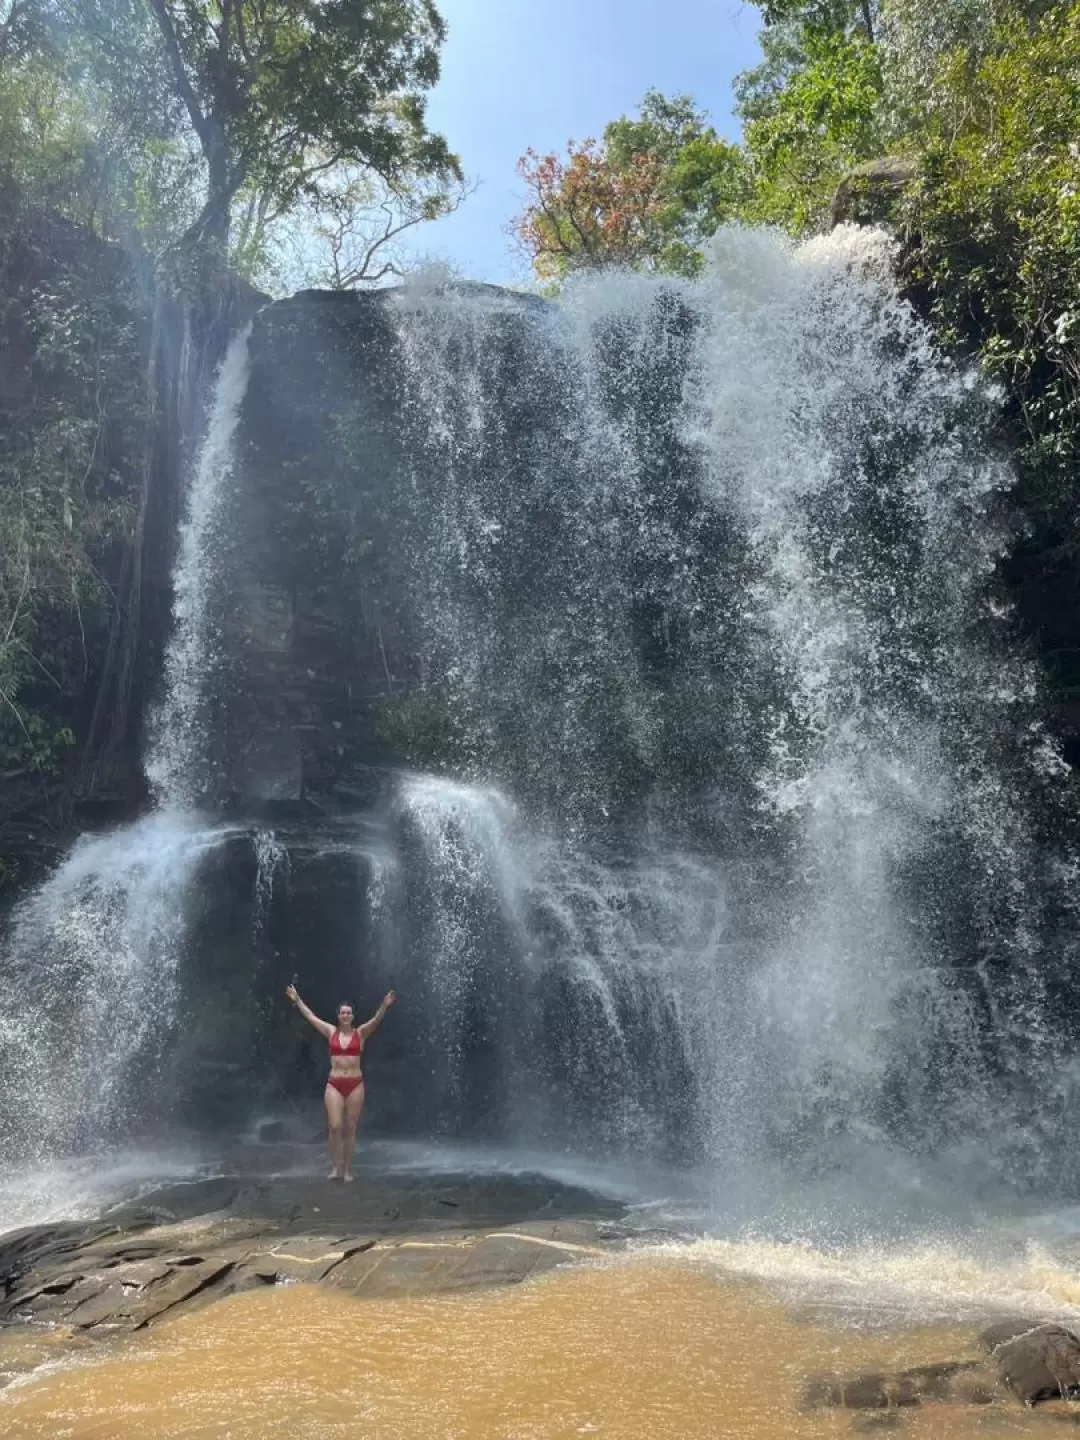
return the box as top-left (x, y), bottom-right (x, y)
top-left (0, 1167), bottom-right (628, 1385)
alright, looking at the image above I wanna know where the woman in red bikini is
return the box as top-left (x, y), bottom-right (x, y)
top-left (285, 983), bottom-right (396, 1181)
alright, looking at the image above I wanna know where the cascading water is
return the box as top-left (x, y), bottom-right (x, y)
top-left (371, 229), bottom-right (1079, 1190)
top-left (147, 325), bottom-right (254, 807)
top-left (0, 330), bottom-right (257, 1184)
top-left (3, 223), bottom-right (1078, 1227)
top-left (687, 229), bottom-right (1076, 1181)
top-left (385, 774), bottom-right (730, 1157)
top-left (0, 814), bottom-right (232, 1164)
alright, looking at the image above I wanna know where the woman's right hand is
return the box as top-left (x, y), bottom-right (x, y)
top-left (285, 984), bottom-right (298, 1005)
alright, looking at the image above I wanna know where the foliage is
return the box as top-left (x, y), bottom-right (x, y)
top-left (738, 25), bottom-right (885, 232)
top-left (514, 91), bottom-right (747, 280)
top-left (876, 0), bottom-right (1057, 134)
top-left (0, 210), bottom-right (147, 782)
top-left (122, 0), bottom-right (460, 260)
top-left (900, 0), bottom-right (1080, 708)
top-left (0, 1), bottom-right (200, 252)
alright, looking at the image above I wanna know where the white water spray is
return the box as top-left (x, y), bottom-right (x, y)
top-left (383, 229), bottom-right (1076, 1183)
top-left (0, 813), bottom-right (232, 1164)
top-left (0, 330), bottom-right (258, 1205)
top-left (147, 325), bottom-right (254, 807)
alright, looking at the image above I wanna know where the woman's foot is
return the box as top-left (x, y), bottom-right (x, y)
top-left (342, 1172), bottom-right (354, 1183)
top-left (328, 1169), bottom-right (341, 1181)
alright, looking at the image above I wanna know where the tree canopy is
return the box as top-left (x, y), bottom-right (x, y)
top-left (514, 91), bottom-right (745, 280)
top-left (139, 0), bottom-right (459, 253)
top-left (1, 0), bottom-right (461, 279)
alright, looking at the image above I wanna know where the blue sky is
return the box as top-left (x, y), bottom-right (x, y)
top-left (415, 0), bottom-right (763, 285)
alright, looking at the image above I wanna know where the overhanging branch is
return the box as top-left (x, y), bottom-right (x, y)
top-left (145, 0), bottom-right (214, 155)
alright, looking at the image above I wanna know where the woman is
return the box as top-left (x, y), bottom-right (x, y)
top-left (285, 983), bottom-right (396, 1181)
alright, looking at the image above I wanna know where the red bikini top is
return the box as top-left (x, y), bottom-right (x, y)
top-left (329, 1028), bottom-right (362, 1057)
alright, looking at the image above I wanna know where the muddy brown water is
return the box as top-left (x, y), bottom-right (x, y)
top-left (2, 1254), bottom-right (1075, 1439)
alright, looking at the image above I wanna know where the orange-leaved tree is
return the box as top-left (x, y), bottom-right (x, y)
top-left (514, 91), bottom-right (746, 282)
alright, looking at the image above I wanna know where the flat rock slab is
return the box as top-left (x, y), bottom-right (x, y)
top-left (103, 1170), bottom-right (623, 1234)
top-left (0, 1165), bottom-right (625, 1382)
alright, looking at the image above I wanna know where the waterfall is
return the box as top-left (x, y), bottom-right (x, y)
top-left (147, 325), bottom-right (254, 808)
top-left (4, 225), bottom-right (1078, 1210)
top-left (0, 331), bottom-right (257, 1178)
top-left (0, 814), bottom-right (231, 1162)
top-left (373, 230), bottom-right (1078, 1186)
top-left (386, 774), bottom-right (721, 1154)
top-left (252, 828), bottom-right (288, 939)
top-left (689, 228), bottom-right (1070, 1175)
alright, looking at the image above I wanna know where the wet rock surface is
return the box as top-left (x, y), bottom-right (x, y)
top-left (0, 1160), bottom-right (627, 1385)
top-left (802, 1360), bottom-right (999, 1412)
top-left (980, 1321), bottom-right (1080, 1406)
top-left (9, 1159), bottom-right (1080, 1427)
top-left (803, 1317), bottom-right (1080, 1420)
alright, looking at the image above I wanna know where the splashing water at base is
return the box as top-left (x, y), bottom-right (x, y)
top-left (0, 813), bottom-right (235, 1170)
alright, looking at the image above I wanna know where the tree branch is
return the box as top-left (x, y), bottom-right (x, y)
top-left (145, 0), bottom-right (213, 154)
top-left (0, 0), bottom-right (29, 63)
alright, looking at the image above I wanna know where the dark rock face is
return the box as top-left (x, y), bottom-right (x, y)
top-left (215, 295), bottom-right (390, 801)
top-left (213, 290), bottom-right (453, 804)
top-left (830, 157), bottom-right (918, 229)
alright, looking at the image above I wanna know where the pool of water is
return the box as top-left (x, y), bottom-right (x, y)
top-left (3, 1253), bottom-right (1076, 1439)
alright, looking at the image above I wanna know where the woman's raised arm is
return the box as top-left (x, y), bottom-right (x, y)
top-left (359, 990), bottom-right (396, 1040)
top-left (285, 984), bottom-right (335, 1040)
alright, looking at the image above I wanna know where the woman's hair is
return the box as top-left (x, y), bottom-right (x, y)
top-left (337, 1001), bottom-right (354, 1014)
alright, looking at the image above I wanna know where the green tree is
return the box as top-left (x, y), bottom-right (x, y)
top-left (131, 0), bottom-right (460, 256)
top-left (0, 1), bottom-right (200, 252)
top-left (877, 0), bottom-right (1057, 135)
top-left (900, 0), bottom-right (1080, 713)
top-left (735, 3), bottom-right (885, 233)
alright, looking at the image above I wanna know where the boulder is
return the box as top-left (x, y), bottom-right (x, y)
top-left (980, 1322), bottom-right (1080, 1405)
top-left (830, 157), bottom-right (917, 229)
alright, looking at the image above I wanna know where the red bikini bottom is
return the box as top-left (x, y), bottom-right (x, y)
top-left (327, 1075), bottom-right (364, 1098)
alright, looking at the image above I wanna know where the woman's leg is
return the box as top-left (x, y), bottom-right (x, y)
top-left (341, 1083), bottom-right (366, 1181)
top-left (324, 1084), bottom-right (345, 1178)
